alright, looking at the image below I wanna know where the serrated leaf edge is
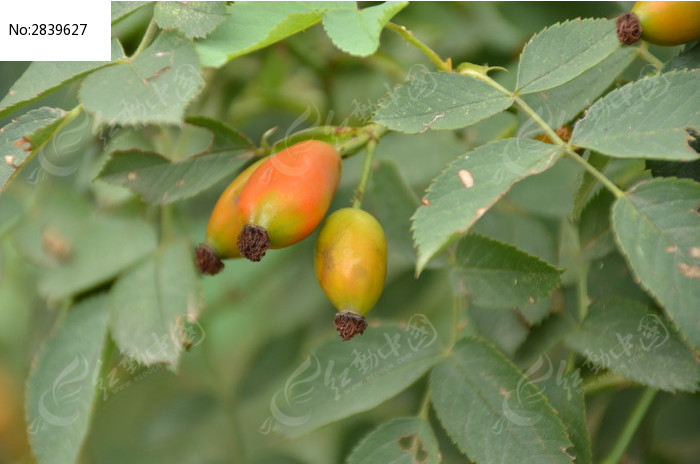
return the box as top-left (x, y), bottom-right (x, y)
top-left (410, 138), bottom-right (562, 273)
top-left (610, 176), bottom-right (700, 351)
top-left (431, 335), bottom-right (574, 462)
top-left (516, 17), bottom-right (619, 94)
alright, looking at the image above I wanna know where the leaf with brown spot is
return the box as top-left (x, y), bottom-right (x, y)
top-left (12, 137), bottom-right (31, 151)
top-left (412, 138), bottom-right (562, 274)
top-left (458, 169), bottom-right (474, 188)
top-left (612, 178), bottom-right (700, 349)
top-left (347, 417), bottom-right (441, 464)
top-left (0, 107), bottom-right (69, 192)
top-left (678, 262), bottom-right (700, 279)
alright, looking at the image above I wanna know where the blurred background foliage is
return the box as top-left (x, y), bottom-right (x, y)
top-left (0, 2), bottom-right (697, 463)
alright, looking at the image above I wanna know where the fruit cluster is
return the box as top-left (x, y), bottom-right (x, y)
top-left (196, 140), bottom-right (387, 341)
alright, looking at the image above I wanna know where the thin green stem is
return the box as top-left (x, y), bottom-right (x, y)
top-left (445, 265), bottom-right (465, 355)
top-left (133, 18), bottom-right (158, 57)
top-left (600, 387), bottom-right (657, 464)
top-left (637, 42), bottom-right (664, 70)
top-left (450, 289), bottom-right (461, 350)
top-left (511, 94), bottom-right (565, 146)
top-left (563, 149), bottom-right (625, 198)
top-left (386, 22), bottom-right (452, 72)
top-left (338, 124), bottom-right (387, 159)
top-left (352, 138), bottom-right (378, 208)
top-left (417, 389), bottom-right (431, 419)
top-left (477, 74), bottom-right (627, 199)
top-left (576, 261), bottom-right (589, 322)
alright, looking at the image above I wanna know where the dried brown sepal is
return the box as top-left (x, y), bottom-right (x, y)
top-left (555, 125), bottom-right (572, 143)
top-left (534, 125), bottom-right (573, 145)
top-left (617, 12), bottom-right (642, 45)
top-left (237, 225), bottom-right (271, 262)
top-left (334, 311), bottom-right (368, 341)
top-left (195, 243), bottom-right (224, 275)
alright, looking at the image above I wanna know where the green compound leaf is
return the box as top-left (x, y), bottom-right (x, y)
top-left (456, 234), bottom-right (562, 309)
top-left (110, 240), bottom-right (201, 367)
top-left (611, 178), bottom-right (700, 349)
top-left (96, 149), bottom-right (253, 204)
top-left (321, 2), bottom-right (407, 57)
top-left (0, 39), bottom-right (125, 119)
top-left (372, 71), bottom-right (514, 134)
top-left (571, 71), bottom-right (700, 161)
top-left (0, 107), bottom-right (68, 192)
top-left (111, 1), bottom-right (151, 24)
top-left (196, 2), bottom-right (350, 67)
top-left (412, 138), bottom-right (562, 274)
top-left (26, 294), bottom-right (110, 464)
top-left (39, 216), bottom-right (157, 300)
top-left (266, 320), bottom-right (443, 437)
top-left (80, 32), bottom-right (203, 126)
top-left (521, 47), bottom-right (636, 129)
top-left (517, 18), bottom-right (621, 95)
top-left (347, 417), bottom-right (441, 464)
top-left (566, 298), bottom-right (700, 393)
top-left (430, 337), bottom-right (573, 464)
top-left (154, 1), bottom-right (227, 39)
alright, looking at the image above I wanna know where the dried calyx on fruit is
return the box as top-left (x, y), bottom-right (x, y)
top-left (196, 157), bottom-right (267, 275)
top-left (196, 140), bottom-right (341, 274)
top-left (314, 208), bottom-right (387, 341)
top-left (617, 2), bottom-right (700, 46)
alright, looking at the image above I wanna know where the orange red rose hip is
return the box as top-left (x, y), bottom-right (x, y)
top-left (196, 139), bottom-right (386, 340)
top-left (196, 140), bottom-right (341, 271)
top-left (617, 2), bottom-right (700, 46)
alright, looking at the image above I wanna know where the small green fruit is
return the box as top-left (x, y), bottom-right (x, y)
top-left (315, 208), bottom-right (387, 340)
